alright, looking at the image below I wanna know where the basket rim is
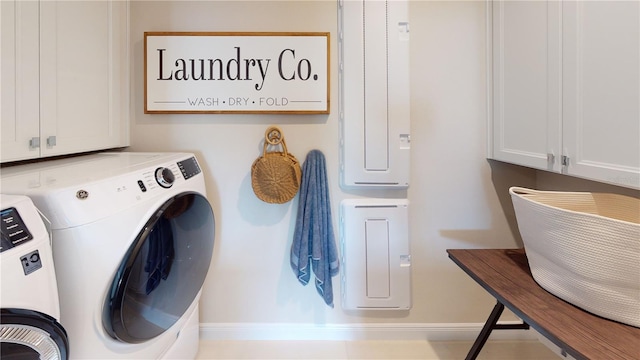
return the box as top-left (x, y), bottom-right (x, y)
top-left (509, 186), bottom-right (640, 227)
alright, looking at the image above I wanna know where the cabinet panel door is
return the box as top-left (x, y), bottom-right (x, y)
top-left (39, 1), bottom-right (129, 158)
top-left (1, 1), bottom-right (40, 162)
top-left (563, 1), bottom-right (640, 189)
top-left (491, 1), bottom-right (562, 171)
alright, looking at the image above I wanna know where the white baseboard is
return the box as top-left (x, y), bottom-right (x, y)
top-left (199, 322), bottom-right (537, 341)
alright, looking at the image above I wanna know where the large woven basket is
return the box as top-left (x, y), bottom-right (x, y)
top-left (509, 187), bottom-right (640, 328)
top-left (251, 126), bottom-right (301, 204)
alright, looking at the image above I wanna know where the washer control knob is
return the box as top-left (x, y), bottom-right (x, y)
top-left (155, 167), bottom-right (175, 188)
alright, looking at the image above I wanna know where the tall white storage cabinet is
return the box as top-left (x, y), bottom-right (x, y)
top-left (338, 0), bottom-right (412, 310)
top-left (489, 0), bottom-right (640, 189)
top-left (341, 199), bottom-right (411, 310)
top-left (1, 0), bottom-right (130, 163)
top-left (338, 0), bottom-right (411, 189)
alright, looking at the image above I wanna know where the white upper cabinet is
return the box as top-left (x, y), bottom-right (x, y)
top-left (489, 0), bottom-right (639, 189)
top-left (1, 1), bottom-right (40, 161)
top-left (1, 0), bottom-right (129, 163)
top-left (562, 1), bottom-right (640, 189)
top-left (490, 1), bottom-right (562, 172)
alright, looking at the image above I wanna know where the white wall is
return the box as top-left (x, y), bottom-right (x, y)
top-left (129, 1), bottom-right (537, 338)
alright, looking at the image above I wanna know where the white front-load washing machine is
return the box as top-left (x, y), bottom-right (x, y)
top-left (1, 152), bottom-right (215, 359)
top-left (0, 194), bottom-right (69, 359)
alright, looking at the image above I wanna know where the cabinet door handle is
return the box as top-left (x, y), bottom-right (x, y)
top-left (547, 153), bottom-right (555, 164)
top-left (29, 137), bottom-right (40, 149)
top-left (46, 136), bottom-right (57, 147)
top-left (561, 155), bottom-right (570, 167)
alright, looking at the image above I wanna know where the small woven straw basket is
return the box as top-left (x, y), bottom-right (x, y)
top-left (251, 126), bottom-right (302, 204)
top-left (509, 186), bottom-right (640, 328)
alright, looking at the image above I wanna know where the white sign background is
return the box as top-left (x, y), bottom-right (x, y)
top-left (144, 32), bottom-right (329, 114)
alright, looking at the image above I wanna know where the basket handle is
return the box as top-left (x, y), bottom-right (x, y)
top-left (262, 126), bottom-right (289, 156)
top-left (509, 187), bottom-right (540, 196)
top-left (265, 126), bottom-right (283, 145)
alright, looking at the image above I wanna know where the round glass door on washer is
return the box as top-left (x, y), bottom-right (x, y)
top-left (103, 192), bottom-right (214, 343)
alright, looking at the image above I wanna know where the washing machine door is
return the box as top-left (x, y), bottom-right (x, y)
top-left (0, 308), bottom-right (69, 360)
top-left (103, 192), bottom-right (215, 343)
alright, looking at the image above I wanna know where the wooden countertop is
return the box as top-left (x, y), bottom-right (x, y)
top-left (447, 248), bottom-right (640, 360)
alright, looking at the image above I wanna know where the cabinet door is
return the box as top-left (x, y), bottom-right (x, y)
top-left (563, 1), bottom-right (640, 189)
top-left (39, 1), bottom-right (129, 158)
top-left (490, 1), bottom-right (562, 171)
top-left (1, 1), bottom-right (40, 162)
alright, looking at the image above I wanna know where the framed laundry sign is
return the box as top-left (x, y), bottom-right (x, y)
top-left (144, 32), bottom-right (330, 114)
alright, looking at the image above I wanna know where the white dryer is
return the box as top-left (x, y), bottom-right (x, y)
top-left (0, 194), bottom-right (69, 359)
top-left (1, 152), bottom-right (215, 359)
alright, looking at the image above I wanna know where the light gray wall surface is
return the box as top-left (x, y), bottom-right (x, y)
top-left (128, 1), bottom-right (537, 331)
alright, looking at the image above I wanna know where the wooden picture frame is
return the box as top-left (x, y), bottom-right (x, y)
top-left (144, 32), bottom-right (330, 114)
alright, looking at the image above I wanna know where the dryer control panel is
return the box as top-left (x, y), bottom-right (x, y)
top-left (1, 207), bottom-right (34, 252)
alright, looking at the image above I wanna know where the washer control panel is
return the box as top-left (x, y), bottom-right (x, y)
top-left (136, 156), bottom-right (201, 194)
top-left (1, 207), bottom-right (34, 253)
top-left (177, 156), bottom-right (201, 180)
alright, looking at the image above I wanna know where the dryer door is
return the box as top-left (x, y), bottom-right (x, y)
top-left (0, 309), bottom-right (69, 360)
top-left (103, 192), bottom-right (215, 343)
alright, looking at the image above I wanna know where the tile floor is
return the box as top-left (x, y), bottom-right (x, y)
top-left (196, 339), bottom-right (560, 359)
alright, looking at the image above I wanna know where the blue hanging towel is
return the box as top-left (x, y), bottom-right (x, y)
top-left (290, 149), bottom-right (340, 307)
